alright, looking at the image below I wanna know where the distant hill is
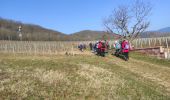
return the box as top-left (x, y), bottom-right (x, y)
top-left (157, 27), bottom-right (170, 33)
top-left (0, 18), bottom-right (121, 41)
top-left (70, 30), bottom-right (121, 41)
top-left (0, 18), bottom-right (67, 41)
top-left (141, 27), bottom-right (170, 38)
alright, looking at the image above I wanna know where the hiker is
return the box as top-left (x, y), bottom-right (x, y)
top-left (104, 40), bottom-right (109, 53)
top-left (93, 41), bottom-right (98, 53)
top-left (100, 42), bottom-right (106, 57)
top-left (78, 43), bottom-right (83, 52)
top-left (114, 40), bottom-right (121, 57)
top-left (97, 41), bottom-right (102, 56)
top-left (95, 41), bottom-right (105, 57)
top-left (89, 42), bottom-right (93, 50)
top-left (121, 39), bottom-right (129, 61)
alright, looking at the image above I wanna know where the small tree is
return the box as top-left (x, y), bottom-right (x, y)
top-left (104, 0), bottom-right (152, 42)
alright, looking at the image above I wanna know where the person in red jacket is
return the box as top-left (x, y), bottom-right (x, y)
top-left (97, 41), bottom-right (106, 57)
top-left (100, 42), bottom-right (106, 57)
top-left (121, 39), bottom-right (129, 61)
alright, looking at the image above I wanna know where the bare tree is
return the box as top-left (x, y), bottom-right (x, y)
top-left (104, 0), bottom-right (152, 42)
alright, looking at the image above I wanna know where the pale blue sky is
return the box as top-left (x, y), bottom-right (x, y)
top-left (0, 0), bottom-right (170, 34)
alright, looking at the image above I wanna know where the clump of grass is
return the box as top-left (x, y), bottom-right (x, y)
top-left (77, 63), bottom-right (125, 88)
top-left (32, 68), bottom-right (69, 85)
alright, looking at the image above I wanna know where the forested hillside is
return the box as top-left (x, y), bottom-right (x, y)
top-left (0, 18), bottom-right (121, 41)
top-left (0, 18), bottom-right (69, 41)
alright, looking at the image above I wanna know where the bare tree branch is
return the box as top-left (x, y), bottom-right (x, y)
top-left (103, 0), bottom-right (152, 42)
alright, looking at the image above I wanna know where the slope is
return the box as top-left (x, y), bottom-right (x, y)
top-left (0, 18), bottom-right (67, 41)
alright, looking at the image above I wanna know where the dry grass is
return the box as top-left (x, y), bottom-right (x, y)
top-left (0, 53), bottom-right (170, 99)
top-left (32, 68), bottom-right (69, 85)
top-left (77, 64), bottom-right (124, 89)
top-left (110, 57), bottom-right (170, 92)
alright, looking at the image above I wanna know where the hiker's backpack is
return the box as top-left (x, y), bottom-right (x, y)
top-left (124, 43), bottom-right (129, 50)
top-left (102, 42), bottom-right (105, 48)
top-left (96, 43), bottom-right (99, 48)
top-left (115, 43), bottom-right (121, 49)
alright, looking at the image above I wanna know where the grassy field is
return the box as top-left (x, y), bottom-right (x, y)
top-left (0, 52), bottom-right (170, 99)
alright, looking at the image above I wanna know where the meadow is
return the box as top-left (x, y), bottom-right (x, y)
top-left (0, 51), bottom-right (170, 99)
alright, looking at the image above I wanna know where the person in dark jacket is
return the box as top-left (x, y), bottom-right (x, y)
top-left (78, 43), bottom-right (83, 52)
top-left (89, 42), bottom-right (93, 50)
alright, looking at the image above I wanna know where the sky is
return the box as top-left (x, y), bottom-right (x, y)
top-left (0, 0), bottom-right (170, 34)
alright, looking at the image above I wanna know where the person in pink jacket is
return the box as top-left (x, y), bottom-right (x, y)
top-left (121, 39), bottom-right (129, 61)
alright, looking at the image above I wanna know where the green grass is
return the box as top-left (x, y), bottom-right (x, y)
top-left (130, 52), bottom-right (170, 67)
top-left (0, 53), bottom-right (170, 99)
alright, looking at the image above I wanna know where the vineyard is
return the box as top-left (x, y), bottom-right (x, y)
top-left (0, 41), bottom-right (82, 55)
top-left (0, 37), bottom-right (170, 57)
top-left (132, 37), bottom-right (170, 49)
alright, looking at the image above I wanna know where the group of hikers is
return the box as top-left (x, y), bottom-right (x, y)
top-left (114, 39), bottom-right (130, 61)
top-left (78, 39), bottom-right (130, 61)
top-left (89, 40), bottom-right (109, 57)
